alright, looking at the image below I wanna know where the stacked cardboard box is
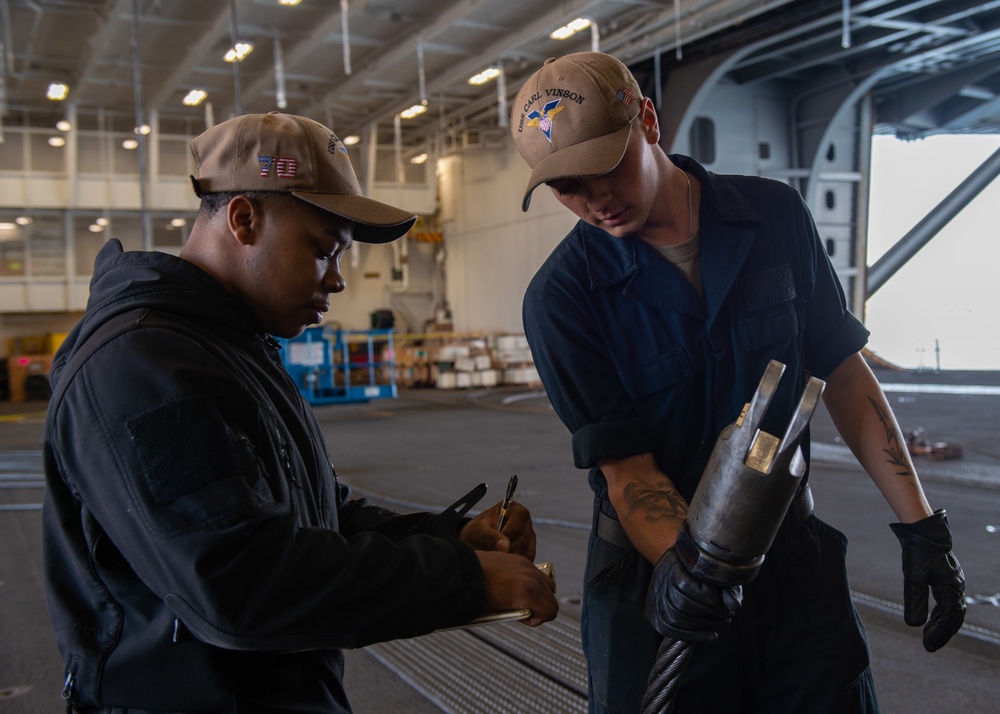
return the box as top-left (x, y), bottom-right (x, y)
top-left (493, 334), bottom-right (541, 387)
top-left (391, 333), bottom-right (540, 390)
top-left (393, 344), bottom-right (436, 387)
top-left (435, 338), bottom-right (498, 389)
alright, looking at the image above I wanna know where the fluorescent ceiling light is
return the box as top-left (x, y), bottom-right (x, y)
top-left (48, 136), bottom-right (66, 147)
top-left (15, 216), bottom-right (33, 225)
top-left (47, 83), bottom-right (70, 101)
top-left (96, 217), bottom-right (109, 226)
top-left (400, 104), bottom-right (427, 119)
top-left (278, 0), bottom-right (302, 5)
top-left (88, 224), bottom-right (104, 232)
top-left (133, 124), bottom-right (152, 135)
top-left (468, 67), bottom-right (501, 86)
top-left (410, 153), bottom-right (428, 165)
top-left (122, 139), bottom-right (139, 150)
top-left (0, 223), bottom-right (17, 230)
top-left (550, 18), bottom-right (591, 40)
top-left (224, 42), bottom-right (254, 63)
top-left (56, 120), bottom-right (72, 131)
top-left (170, 218), bottom-right (187, 227)
top-left (343, 135), bottom-right (360, 146)
top-left (182, 89), bottom-right (208, 106)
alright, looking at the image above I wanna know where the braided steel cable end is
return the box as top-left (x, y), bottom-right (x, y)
top-left (640, 638), bottom-right (695, 714)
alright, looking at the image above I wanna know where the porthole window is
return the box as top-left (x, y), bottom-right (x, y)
top-left (825, 238), bottom-right (836, 257)
top-left (825, 190), bottom-right (836, 210)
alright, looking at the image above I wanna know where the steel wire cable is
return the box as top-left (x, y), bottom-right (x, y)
top-left (640, 637), bottom-right (695, 714)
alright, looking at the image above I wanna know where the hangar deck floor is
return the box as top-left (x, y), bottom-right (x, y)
top-left (2, 367), bottom-right (998, 712)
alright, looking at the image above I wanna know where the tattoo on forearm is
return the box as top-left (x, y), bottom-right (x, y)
top-left (623, 482), bottom-right (688, 524)
top-left (868, 396), bottom-right (913, 477)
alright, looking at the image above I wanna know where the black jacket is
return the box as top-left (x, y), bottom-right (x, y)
top-left (43, 240), bottom-right (485, 713)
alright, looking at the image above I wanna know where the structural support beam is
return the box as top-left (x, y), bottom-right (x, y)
top-left (867, 144), bottom-right (1000, 296)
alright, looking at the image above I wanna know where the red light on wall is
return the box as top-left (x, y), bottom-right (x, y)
top-left (17, 357), bottom-right (30, 366)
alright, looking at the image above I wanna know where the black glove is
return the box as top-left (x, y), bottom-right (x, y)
top-left (889, 509), bottom-right (966, 652)
top-left (645, 548), bottom-right (743, 642)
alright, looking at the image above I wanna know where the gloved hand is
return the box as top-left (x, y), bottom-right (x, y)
top-left (889, 509), bottom-right (966, 652)
top-left (645, 547), bottom-right (743, 642)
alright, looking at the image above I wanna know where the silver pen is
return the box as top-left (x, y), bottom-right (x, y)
top-left (497, 474), bottom-right (518, 531)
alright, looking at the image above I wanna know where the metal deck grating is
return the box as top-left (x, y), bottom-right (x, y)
top-left (366, 615), bottom-right (588, 713)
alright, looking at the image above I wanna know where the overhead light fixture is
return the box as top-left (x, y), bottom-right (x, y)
top-left (170, 218), bottom-right (187, 227)
top-left (47, 82), bottom-right (70, 101)
top-left (224, 42), bottom-right (254, 63)
top-left (122, 139), bottom-right (139, 150)
top-left (15, 216), bottom-right (33, 226)
top-left (133, 124), bottom-right (152, 135)
top-left (274, 35), bottom-right (287, 108)
top-left (56, 120), bottom-right (72, 132)
top-left (410, 153), bottom-right (428, 165)
top-left (96, 217), bottom-right (109, 226)
top-left (550, 18), bottom-right (591, 40)
top-left (343, 135), bottom-right (360, 146)
top-left (48, 136), bottom-right (66, 147)
top-left (88, 224), bottom-right (104, 233)
top-left (468, 67), bottom-right (501, 86)
top-left (182, 89), bottom-right (208, 107)
top-left (341, 0), bottom-right (352, 75)
top-left (0, 223), bottom-right (17, 231)
top-left (278, 0), bottom-right (302, 5)
top-left (400, 104), bottom-right (427, 119)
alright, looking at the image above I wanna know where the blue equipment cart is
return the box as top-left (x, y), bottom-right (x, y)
top-left (279, 326), bottom-right (397, 405)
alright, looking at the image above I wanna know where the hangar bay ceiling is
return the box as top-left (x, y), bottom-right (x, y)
top-left (3, 0), bottom-right (1000, 159)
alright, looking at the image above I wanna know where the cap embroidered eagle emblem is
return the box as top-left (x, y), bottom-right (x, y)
top-left (328, 134), bottom-right (349, 155)
top-left (526, 99), bottom-right (565, 143)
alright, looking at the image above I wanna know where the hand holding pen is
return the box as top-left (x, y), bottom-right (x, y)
top-left (454, 474), bottom-right (534, 559)
top-left (498, 474), bottom-right (518, 531)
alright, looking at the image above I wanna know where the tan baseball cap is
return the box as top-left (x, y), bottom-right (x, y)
top-left (511, 52), bottom-right (643, 211)
top-left (189, 112), bottom-right (416, 244)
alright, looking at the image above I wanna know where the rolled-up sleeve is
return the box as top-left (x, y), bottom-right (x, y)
top-left (795, 191), bottom-right (870, 378)
top-left (523, 268), bottom-right (654, 470)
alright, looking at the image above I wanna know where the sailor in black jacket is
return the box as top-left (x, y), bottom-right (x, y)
top-left (43, 112), bottom-right (558, 713)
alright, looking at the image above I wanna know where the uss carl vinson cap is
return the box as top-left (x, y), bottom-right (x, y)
top-left (511, 52), bottom-right (642, 212)
top-left (189, 112), bottom-right (416, 244)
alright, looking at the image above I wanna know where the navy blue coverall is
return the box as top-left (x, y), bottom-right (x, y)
top-left (523, 155), bottom-right (880, 713)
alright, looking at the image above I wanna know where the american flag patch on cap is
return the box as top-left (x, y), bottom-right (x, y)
top-left (617, 87), bottom-right (638, 106)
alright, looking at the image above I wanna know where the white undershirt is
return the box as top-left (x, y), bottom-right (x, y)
top-left (653, 234), bottom-right (702, 297)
